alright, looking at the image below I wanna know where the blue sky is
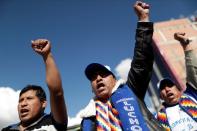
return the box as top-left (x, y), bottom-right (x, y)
top-left (0, 0), bottom-right (196, 127)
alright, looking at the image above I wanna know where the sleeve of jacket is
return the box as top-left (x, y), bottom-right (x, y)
top-left (185, 50), bottom-right (197, 100)
top-left (185, 50), bottom-right (197, 90)
top-left (126, 22), bottom-right (154, 99)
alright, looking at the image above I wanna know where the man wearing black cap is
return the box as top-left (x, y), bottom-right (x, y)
top-left (158, 78), bottom-right (182, 106)
top-left (156, 32), bottom-right (197, 131)
top-left (80, 1), bottom-right (164, 131)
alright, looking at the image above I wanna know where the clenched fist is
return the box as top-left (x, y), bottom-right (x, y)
top-left (31, 39), bottom-right (51, 57)
top-left (134, 1), bottom-right (150, 22)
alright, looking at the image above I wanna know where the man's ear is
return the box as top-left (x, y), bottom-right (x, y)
top-left (160, 93), bottom-right (164, 100)
top-left (42, 100), bottom-right (47, 109)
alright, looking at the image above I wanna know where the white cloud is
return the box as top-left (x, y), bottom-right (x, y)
top-left (68, 112), bottom-right (82, 127)
top-left (68, 117), bottom-right (81, 127)
top-left (0, 87), bottom-right (20, 129)
top-left (115, 58), bottom-right (132, 81)
top-left (67, 99), bottom-right (94, 127)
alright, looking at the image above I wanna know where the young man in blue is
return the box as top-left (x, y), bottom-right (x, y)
top-left (80, 1), bottom-right (164, 131)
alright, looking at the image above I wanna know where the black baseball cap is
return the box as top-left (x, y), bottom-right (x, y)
top-left (85, 63), bottom-right (114, 81)
top-left (157, 78), bottom-right (175, 91)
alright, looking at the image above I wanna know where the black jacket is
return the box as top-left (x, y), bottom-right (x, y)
top-left (126, 22), bottom-right (163, 130)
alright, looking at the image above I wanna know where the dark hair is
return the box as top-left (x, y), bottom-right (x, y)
top-left (20, 85), bottom-right (46, 101)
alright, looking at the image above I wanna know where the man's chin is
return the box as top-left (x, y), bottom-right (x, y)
top-left (20, 116), bottom-right (31, 123)
top-left (97, 93), bottom-right (109, 101)
top-left (168, 99), bottom-right (179, 105)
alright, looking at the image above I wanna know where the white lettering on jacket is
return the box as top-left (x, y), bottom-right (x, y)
top-left (122, 99), bottom-right (142, 131)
